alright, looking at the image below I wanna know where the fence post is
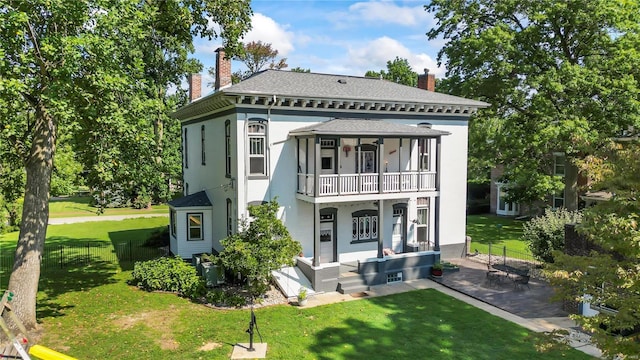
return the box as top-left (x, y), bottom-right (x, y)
top-left (59, 245), bottom-right (63, 269)
top-left (503, 246), bottom-right (506, 265)
top-left (129, 240), bottom-right (133, 262)
top-left (488, 242), bottom-right (492, 264)
top-left (87, 242), bottom-right (91, 265)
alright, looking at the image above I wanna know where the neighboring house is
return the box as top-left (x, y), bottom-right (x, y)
top-left (489, 153), bottom-right (583, 216)
top-left (169, 48), bottom-right (488, 292)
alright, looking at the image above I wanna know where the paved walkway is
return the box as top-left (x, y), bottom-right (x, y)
top-left (48, 213), bottom-right (168, 225)
top-left (301, 260), bottom-right (602, 359)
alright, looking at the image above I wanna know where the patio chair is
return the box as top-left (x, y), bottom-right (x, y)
top-left (514, 275), bottom-right (530, 290)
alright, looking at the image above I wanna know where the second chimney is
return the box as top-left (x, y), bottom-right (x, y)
top-left (215, 47), bottom-right (232, 90)
top-left (417, 69), bottom-right (436, 92)
top-left (188, 73), bottom-right (202, 102)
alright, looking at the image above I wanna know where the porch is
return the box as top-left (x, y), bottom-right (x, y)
top-left (297, 171), bottom-right (436, 196)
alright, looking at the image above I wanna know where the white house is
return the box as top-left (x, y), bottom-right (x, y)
top-left (169, 49), bottom-right (489, 292)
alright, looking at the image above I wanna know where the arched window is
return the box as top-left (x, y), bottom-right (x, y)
top-left (248, 121), bottom-right (267, 176)
top-left (351, 209), bottom-right (378, 242)
top-left (225, 120), bottom-right (231, 177)
top-left (226, 198), bottom-right (233, 236)
top-left (183, 128), bottom-right (188, 169)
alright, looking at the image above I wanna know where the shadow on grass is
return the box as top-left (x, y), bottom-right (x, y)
top-left (109, 226), bottom-right (167, 271)
top-left (307, 290), bottom-right (579, 360)
top-left (37, 260), bottom-right (119, 319)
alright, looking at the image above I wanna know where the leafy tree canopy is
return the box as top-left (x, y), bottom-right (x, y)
top-left (547, 140), bottom-right (640, 358)
top-left (0, 0), bottom-right (252, 330)
top-left (365, 57), bottom-right (418, 87)
top-left (427, 0), bottom-right (640, 203)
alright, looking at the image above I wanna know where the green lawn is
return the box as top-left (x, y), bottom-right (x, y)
top-left (37, 274), bottom-right (590, 360)
top-left (48, 196), bottom-right (168, 218)
top-left (0, 218), bottom-right (591, 359)
top-left (466, 215), bottom-right (529, 255)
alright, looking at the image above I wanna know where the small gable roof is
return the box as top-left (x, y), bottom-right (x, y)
top-left (289, 119), bottom-right (450, 137)
top-left (168, 191), bottom-right (212, 208)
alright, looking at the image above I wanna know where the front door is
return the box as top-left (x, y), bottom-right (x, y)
top-left (392, 208), bottom-right (404, 253)
top-left (320, 222), bottom-right (335, 263)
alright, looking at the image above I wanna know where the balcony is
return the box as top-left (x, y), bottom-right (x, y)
top-left (297, 171), bottom-right (436, 197)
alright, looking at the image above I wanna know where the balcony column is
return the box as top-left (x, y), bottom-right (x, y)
top-left (313, 203), bottom-right (321, 266)
top-left (434, 137), bottom-right (442, 251)
top-left (377, 200), bottom-right (384, 258)
top-left (378, 137), bottom-right (384, 194)
top-left (314, 136), bottom-right (320, 197)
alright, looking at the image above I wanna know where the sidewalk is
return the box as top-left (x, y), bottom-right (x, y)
top-left (304, 279), bottom-right (602, 358)
top-left (48, 213), bottom-right (168, 225)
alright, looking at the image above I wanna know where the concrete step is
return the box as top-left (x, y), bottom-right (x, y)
top-left (337, 276), bottom-right (369, 294)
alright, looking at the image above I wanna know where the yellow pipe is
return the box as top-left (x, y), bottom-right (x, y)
top-left (28, 345), bottom-right (78, 360)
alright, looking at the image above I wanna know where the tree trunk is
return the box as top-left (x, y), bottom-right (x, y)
top-left (7, 108), bottom-right (56, 331)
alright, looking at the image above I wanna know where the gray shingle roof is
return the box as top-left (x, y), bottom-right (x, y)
top-left (168, 191), bottom-right (212, 208)
top-left (289, 119), bottom-right (450, 137)
top-left (223, 70), bottom-right (488, 107)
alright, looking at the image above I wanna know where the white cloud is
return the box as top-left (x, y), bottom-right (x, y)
top-left (346, 36), bottom-right (444, 77)
top-left (242, 13), bottom-right (295, 56)
top-left (332, 1), bottom-right (434, 28)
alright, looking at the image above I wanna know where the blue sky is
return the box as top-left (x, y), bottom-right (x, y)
top-left (193, 0), bottom-right (446, 90)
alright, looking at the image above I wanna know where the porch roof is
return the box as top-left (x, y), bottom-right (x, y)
top-left (168, 191), bottom-right (212, 208)
top-left (289, 118), bottom-right (451, 137)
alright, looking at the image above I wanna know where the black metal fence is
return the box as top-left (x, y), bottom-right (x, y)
top-left (0, 239), bottom-right (166, 276)
top-left (486, 243), bottom-right (542, 269)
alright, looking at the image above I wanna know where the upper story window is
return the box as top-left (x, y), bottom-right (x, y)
top-left (225, 120), bottom-right (231, 177)
top-left (183, 128), bottom-right (188, 169)
top-left (554, 153), bottom-right (565, 176)
top-left (201, 125), bottom-right (206, 165)
top-left (248, 121), bottom-right (267, 176)
top-left (418, 139), bottom-right (430, 171)
top-left (187, 213), bottom-right (203, 241)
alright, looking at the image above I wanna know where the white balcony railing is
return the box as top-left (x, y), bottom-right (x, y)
top-left (297, 171), bottom-right (436, 196)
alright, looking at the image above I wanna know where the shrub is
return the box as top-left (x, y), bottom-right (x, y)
top-left (130, 256), bottom-right (205, 299)
top-left (144, 227), bottom-right (170, 247)
top-left (523, 208), bottom-right (582, 263)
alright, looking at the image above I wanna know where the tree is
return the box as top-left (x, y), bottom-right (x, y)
top-left (0, 0), bottom-right (251, 330)
top-left (290, 67), bottom-right (310, 73)
top-left (547, 140), bottom-right (640, 358)
top-left (365, 57), bottom-right (418, 87)
top-left (207, 41), bottom-right (289, 86)
top-left (426, 0), bottom-right (640, 204)
top-left (217, 200), bottom-right (301, 297)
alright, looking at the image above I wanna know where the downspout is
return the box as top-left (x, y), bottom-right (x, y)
top-left (267, 95), bottom-right (276, 201)
top-left (243, 112), bottom-right (249, 218)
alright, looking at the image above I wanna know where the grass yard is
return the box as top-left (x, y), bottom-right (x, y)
top-left (37, 275), bottom-right (591, 360)
top-left (1, 218), bottom-right (591, 359)
top-left (466, 215), bottom-right (529, 255)
top-left (48, 196), bottom-right (168, 218)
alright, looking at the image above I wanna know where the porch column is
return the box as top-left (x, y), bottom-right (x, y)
top-left (378, 137), bottom-right (384, 194)
top-left (314, 137), bottom-right (321, 197)
top-left (377, 200), bottom-right (384, 258)
top-left (434, 137), bottom-right (442, 251)
top-left (313, 203), bottom-right (321, 266)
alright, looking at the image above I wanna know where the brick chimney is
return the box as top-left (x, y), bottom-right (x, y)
top-left (417, 68), bottom-right (436, 92)
top-left (215, 47), bottom-right (232, 90)
top-left (188, 73), bottom-right (202, 102)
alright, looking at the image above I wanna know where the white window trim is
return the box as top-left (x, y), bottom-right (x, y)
top-left (187, 213), bottom-right (203, 241)
top-left (247, 122), bottom-right (267, 176)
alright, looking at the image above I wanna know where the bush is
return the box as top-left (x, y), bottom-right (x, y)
top-left (523, 208), bottom-right (582, 263)
top-left (144, 227), bottom-right (170, 247)
top-left (130, 256), bottom-right (205, 299)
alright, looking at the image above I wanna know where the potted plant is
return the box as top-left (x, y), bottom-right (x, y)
top-left (431, 262), bottom-right (444, 278)
top-left (297, 286), bottom-right (308, 306)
